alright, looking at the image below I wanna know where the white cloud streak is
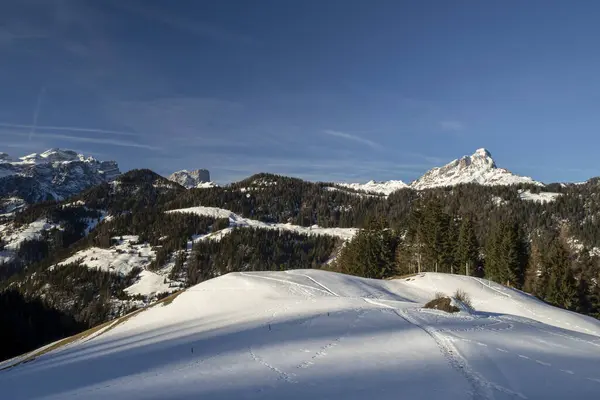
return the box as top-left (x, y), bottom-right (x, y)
top-left (439, 120), bottom-right (464, 132)
top-left (0, 122), bottom-right (137, 136)
top-left (114, 1), bottom-right (258, 46)
top-left (28, 86), bottom-right (45, 141)
top-left (323, 129), bottom-right (382, 150)
top-left (1, 130), bottom-right (156, 150)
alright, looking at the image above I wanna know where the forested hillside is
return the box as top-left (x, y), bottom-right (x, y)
top-left (2, 169), bottom-right (600, 360)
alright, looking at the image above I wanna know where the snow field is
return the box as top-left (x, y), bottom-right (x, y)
top-left (167, 206), bottom-right (358, 241)
top-left (2, 270), bottom-right (600, 399)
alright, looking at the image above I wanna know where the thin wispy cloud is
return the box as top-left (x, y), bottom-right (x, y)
top-left (2, 130), bottom-right (156, 150)
top-left (108, 97), bottom-right (250, 145)
top-left (0, 20), bottom-right (47, 47)
top-left (439, 120), bottom-right (464, 132)
top-left (323, 129), bottom-right (382, 150)
top-left (0, 122), bottom-right (137, 136)
top-left (115, 1), bottom-right (258, 46)
top-left (28, 86), bottom-right (45, 141)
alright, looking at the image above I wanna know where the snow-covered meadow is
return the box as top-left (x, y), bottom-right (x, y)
top-left (2, 270), bottom-right (599, 399)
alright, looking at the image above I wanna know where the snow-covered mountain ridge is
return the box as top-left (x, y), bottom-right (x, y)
top-left (2, 270), bottom-right (599, 399)
top-left (0, 148), bottom-right (120, 213)
top-left (340, 148), bottom-right (542, 195)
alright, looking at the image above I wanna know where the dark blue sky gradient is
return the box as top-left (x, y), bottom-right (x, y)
top-left (1, 0), bottom-right (600, 183)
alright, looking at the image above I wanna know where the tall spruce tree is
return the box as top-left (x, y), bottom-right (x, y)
top-left (544, 236), bottom-right (579, 310)
top-left (484, 223), bottom-right (503, 281)
top-left (335, 217), bottom-right (396, 279)
top-left (456, 218), bottom-right (479, 275)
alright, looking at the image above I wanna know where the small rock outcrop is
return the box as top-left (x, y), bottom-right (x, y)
top-left (168, 169), bottom-right (211, 189)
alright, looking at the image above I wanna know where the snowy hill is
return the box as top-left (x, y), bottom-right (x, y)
top-left (0, 148), bottom-right (120, 213)
top-left (2, 270), bottom-right (599, 399)
top-left (168, 169), bottom-right (213, 189)
top-left (336, 180), bottom-right (408, 196)
top-left (411, 148), bottom-right (542, 190)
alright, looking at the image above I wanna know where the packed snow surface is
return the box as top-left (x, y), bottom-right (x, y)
top-left (167, 206), bottom-right (358, 241)
top-left (2, 271), bottom-right (600, 400)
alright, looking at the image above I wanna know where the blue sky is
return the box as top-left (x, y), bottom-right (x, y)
top-left (1, 0), bottom-right (600, 184)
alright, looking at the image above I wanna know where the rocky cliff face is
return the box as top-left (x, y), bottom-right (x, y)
top-left (336, 148), bottom-right (542, 195)
top-left (410, 148), bottom-right (542, 189)
top-left (0, 148), bottom-right (120, 213)
top-left (168, 169), bottom-right (211, 189)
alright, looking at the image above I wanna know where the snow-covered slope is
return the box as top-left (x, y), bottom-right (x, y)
top-left (0, 148), bottom-right (120, 212)
top-left (411, 148), bottom-right (542, 189)
top-left (518, 189), bottom-right (561, 203)
top-left (167, 206), bottom-right (358, 241)
top-left (336, 180), bottom-right (408, 196)
top-left (0, 218), bottom-right (62, 264)
top-left (2, 271), bottom-right (599, 400)
top-left (167, 169), bottom-right (212, 189)
top-left (54, 235), bottom-right (182, 298)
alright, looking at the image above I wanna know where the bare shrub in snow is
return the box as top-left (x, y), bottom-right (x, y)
top-left (454, 289), bottom-right (473, 309)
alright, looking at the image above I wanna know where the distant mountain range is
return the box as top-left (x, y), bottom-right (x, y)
top-left (338, 148), bottom-right (542, 195)
top-left (0, 147), bottom-right (556, 213)
top-left (0, 149), bottom-right (120, 214)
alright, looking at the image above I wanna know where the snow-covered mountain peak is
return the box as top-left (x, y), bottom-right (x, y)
top-left (335, 148), bottom-right (539, 193)
top-left (470, 147), bottom-right (496, 167)
top-left (0, 152), bottom-right (12, 162)
top-left (410, 148), bottom-right (542, 189)
top-left (168, 169), bottom-right (211, 189)
top-left (0, 148), bottom-right (120, 213)
top-left (17, 148), bottom-right (93, 164)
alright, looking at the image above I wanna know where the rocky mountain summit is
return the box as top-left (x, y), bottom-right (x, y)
top-left (339, 148), bottom-right (541, 195)
top-left (168, 169), bottom-right (213, 189)
top-left (0, 148), bottom-right (120, 213)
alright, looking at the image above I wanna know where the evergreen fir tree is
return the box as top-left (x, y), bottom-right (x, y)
top-left (456, 218), bottom-right (479, 275)
top-left (544, 237), bottom-right (579, 310)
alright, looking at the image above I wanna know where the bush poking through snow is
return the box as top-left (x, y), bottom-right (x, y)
top-left (454, 289), bottom-right (473, 309)
top-left (424, 296), bottom-right (460, 313)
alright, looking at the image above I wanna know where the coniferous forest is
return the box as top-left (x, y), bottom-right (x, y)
top-left (2, 169), bottom-right (600, 360)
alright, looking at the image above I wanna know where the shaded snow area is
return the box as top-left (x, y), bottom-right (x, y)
top-left (3, 271), bottom-right (600, 400)
top-left (167, 206), bottom-right (358, 241)
top-left (336, 180), bottom-right (408, 196)
top-left (0, 218), bottom-right (62, 264)
top-left (518, 190), bottom-right (561, 203)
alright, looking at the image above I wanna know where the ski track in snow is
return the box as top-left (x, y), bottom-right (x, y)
top-left (296, 310), bottom-right (366, 370)
top-left (450, 335), bottom-right (600, 385)
top-left (285, 270), bottom-right (340, 297)
top-left (249, 347), bottom-right (297, 384)
top-left (474, 278), bottom-right (600, 337)
top-left (3, 271), bottom-right (600, 400)
top-left (239, 271), bottom-right (334, 297)
top-left (364, 298), bottom-right (526, 400)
